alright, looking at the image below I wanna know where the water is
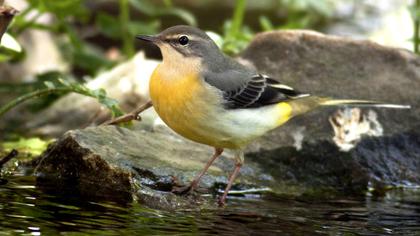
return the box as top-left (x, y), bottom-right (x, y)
top-left (1, 175), bottom-right (420, 235)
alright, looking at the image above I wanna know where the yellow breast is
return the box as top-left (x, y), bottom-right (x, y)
top-left (149, 63), bottom-right (220, 146)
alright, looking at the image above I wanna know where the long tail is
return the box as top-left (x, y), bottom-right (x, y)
top-left (289, 96), bottom-right (411, 117)
top-left (319, 99), bottom-right (411, 109)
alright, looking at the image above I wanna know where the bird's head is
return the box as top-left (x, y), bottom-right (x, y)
top-left (136, 25), bottom-right (222, 66)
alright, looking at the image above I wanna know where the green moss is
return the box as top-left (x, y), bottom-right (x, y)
top-left (2, 137), bottom-right (52, 156)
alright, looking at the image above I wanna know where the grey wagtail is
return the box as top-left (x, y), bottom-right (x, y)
top-left (136, 25), bottom-right (409, 206)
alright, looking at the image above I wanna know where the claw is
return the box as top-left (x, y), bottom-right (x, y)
top-left (217, 196), bottom-right (226, 207)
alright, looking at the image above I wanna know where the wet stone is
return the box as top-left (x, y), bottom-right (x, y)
top-left (34, 125), bottom-right (273, 209)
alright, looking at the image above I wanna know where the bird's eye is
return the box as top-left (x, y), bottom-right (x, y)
top-left (178, 35), bottom-right (189, 45)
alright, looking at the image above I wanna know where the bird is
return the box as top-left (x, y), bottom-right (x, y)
top-left (136, 25), bottom-right (410, 206)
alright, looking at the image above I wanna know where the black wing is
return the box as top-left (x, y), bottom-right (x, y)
top-left (206, 73), bottom-right (309, 109)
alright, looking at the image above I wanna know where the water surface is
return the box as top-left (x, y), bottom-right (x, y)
top-left (1, 175), bottom-right (419, 235)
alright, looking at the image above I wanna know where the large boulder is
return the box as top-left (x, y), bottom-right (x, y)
top-left (239, 30), bottom-right (419, 151)
top-left (34, 125), bottom-right (280, 209)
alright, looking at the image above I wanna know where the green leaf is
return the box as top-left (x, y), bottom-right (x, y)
top-left (0, 79), bottom-right (125, 119)
top-left (409, 7), bottom-right (420, 20)
top-left (72, 44), bottom-right (114, 75)
top-left (259, 16), bottom-right (274, 31)
top-left (0, 47), bottom-right (22, 62)
top-left (128, 0), bottom-right (157, 16)
top-left (221, 20), bottom-right (253, 55)
top-left (58, 78), bottom-right (71, 87)
top-left (43, 81), bottom-right (56, 89)
top-left (26, 0), bottom-right (88, 18)
top-left (90, 88), bottom-right (124, 117)
top-left (160, 8), bottom-right (196, 26)
top-left (0, 54), bottom-right (11, 62)
top-left (96, 12), bottom-right (121, 39)
top-left (127, 20), bottom-right (160, 36)
top-left (129, 0), bottom-right (196, 26)
top-left (92, 88), bottom-right (106, 99)
top-left (308, 0), bottom-right (334, 17)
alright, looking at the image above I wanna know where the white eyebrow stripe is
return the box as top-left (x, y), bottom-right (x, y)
top-left (165, 36), bottom-right (178, 41)
top-left (164, 35), bottom-right (199, 41)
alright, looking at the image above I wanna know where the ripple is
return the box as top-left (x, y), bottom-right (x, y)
top-left (0, 175), bottom-right (419, 235)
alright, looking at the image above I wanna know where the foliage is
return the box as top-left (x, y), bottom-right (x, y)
top-left (2, 0), bottom-right (338, 68)
top-left (0, 0), bottom-right (195, 124)
top-left (279, 0), bottom-right (335, 27)
top-left (220, 0), bottom-right (336, 55)
top-left (220, 0), bottom-right (252, 55)
top-left (410, 0), bottom-right (420, 54)
top-left (8, 0), bottom-right (196, 75)
top-left (0, 75), bottom-right (124, 119)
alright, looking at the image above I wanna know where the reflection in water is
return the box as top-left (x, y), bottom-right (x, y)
top-left (0, 175), bottom-right (419, 235)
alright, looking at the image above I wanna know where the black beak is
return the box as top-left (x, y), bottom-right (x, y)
top-left (136, 35), bottom-right (160, 43)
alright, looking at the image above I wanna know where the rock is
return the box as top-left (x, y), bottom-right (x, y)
top-left (248, 130), bottom-right (420, 196)
top-left (33, 125), bottom-right (420, 209)
top-left (34, 125), bottom-right (278, 209)
top-left (239, 30), bottom-right (420, 190)
top-left (34, 31), bottom-right (420, 208)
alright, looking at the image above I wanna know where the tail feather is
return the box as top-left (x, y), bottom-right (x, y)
top-left (288, 96), bottom-right (411, 117)
top-left (319, 99), bottom-right (411, 109)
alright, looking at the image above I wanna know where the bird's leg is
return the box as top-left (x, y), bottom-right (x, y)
top-left (218, 150), bottom-right (244, 206)
top-left (102, 100), bottom-right (153, 125)
top-left (172, 147), bottom-right (223, 194)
